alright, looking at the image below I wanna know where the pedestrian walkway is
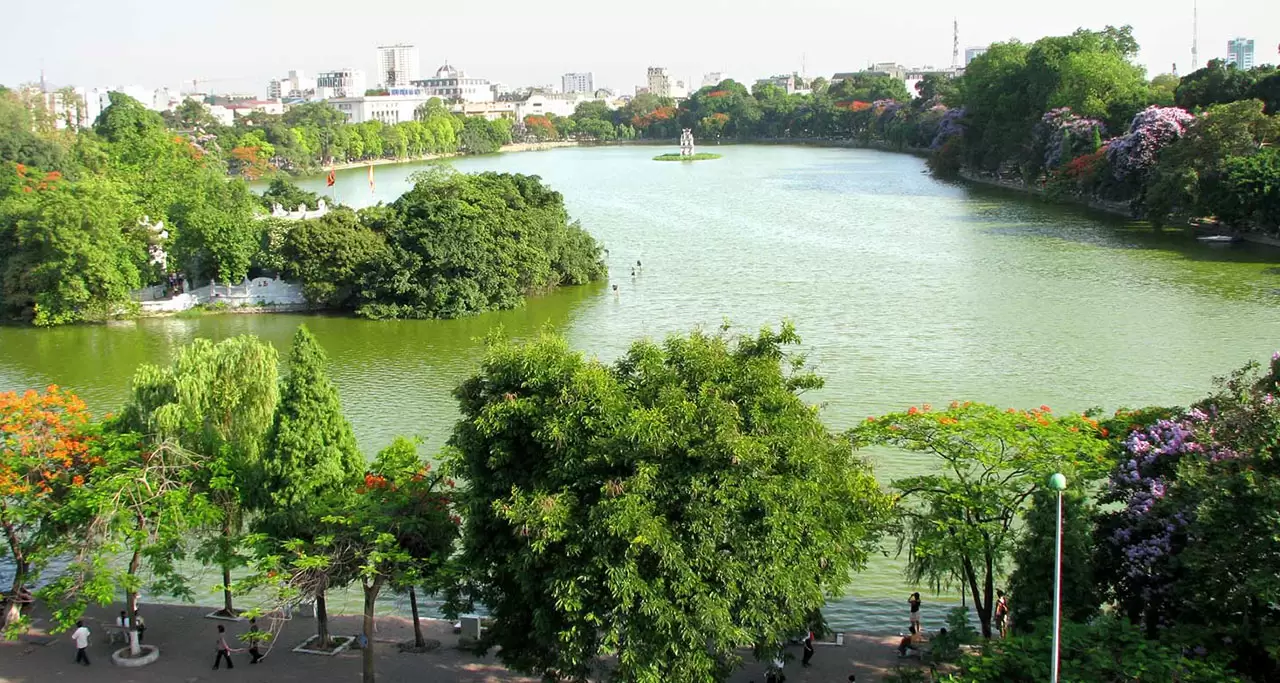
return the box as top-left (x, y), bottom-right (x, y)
top-left (0, 603), bottom-right (921, 682)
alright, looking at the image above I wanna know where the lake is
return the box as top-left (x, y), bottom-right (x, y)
top-left (4, 144), bottom-right (1280, 631)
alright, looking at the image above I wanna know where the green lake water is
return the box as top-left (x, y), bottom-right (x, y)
top-left (4, 145), bottom-right (1280, 631)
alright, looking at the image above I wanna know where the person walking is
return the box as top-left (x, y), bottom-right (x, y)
top-left (213, 624), bottom-right (237, 670)
top-left (71, 620), bottom-right (91, 665)
top-left (908, 592), bottom-right (922, 632)
top-left (994, 590), bottom-right (1010, 638)
top-left (801, 629), bottom-right (815, 667)
top-left (247, 618), bottom-right (264, 663)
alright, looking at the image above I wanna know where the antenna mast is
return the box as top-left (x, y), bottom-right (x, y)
top-left (1191, 0), bottom-right (1199, 70)
top-left (952, 19), bottom-right (960, 70)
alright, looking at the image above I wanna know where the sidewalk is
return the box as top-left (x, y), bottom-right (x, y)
top-left (0, 603), bottom-right (921, 682)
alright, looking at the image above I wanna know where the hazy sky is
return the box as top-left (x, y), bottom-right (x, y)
top-left (3, 0), bottom-right (1277, 96)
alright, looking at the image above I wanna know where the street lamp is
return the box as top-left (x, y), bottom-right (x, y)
top-left (1048, 472), bottom-right (1067, 683)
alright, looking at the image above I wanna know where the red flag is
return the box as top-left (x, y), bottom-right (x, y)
top-left (326, 169), bottom-right (335, 187)
top-left (368, 163), bottom-right (375, 193)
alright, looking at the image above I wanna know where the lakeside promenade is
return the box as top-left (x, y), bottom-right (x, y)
top-left (0, 604), bottom-right (913, 682)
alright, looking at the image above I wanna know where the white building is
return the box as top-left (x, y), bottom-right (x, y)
top-left (224, 99), bottom-right (285, 118)
top-left (754, 73), bottom-right (810, 95)
top-left (327, 94), bottom-right (431, 124)
top-left (646, 66), bottom-right (671, 97)
top-left (702, 72), bottom-right (730, 87)
top-left (562, 72), bottom-right (594, 94)
top-left (1226, 38), bottom-right (1255, 70)
top-left (410, 64), bottom-right (493, 103)
top-left (377, 44), bottom-right (420, 88)
top-left (316, 69), bottom-right (367, 98)
top-left (965, 47), bottom-right (987, 65)
top-left (454, 100), bottom-right (518, 121)
top-left (268, 70), bottom-right (316, 99)
top-left (515, 93), bottom-right (588, 120)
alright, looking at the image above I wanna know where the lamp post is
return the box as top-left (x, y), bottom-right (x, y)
top-left (1048, 472), bottom-right (1067, 683)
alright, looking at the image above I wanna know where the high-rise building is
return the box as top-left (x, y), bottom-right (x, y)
top-left (376, 44), bottom-right (420, 88)
top-left (562, 72), bottom-right (594, 94)
top-left (1226, 38), bottom-right (1255, 69)
top-left (646, 67), bottom-right (671, 97)
top-left (316, 69), bottom-right (367, 98)
top-left (965, 47), bottom-right (988, 65)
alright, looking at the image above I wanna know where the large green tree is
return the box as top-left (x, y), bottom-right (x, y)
top-left (447, 325), bottom-right (891, 682)
top-left (1005, 486), bottom-right (1098, 633)
top-left (853, 403), bottom-right (1108, 638)
top-left (254, 325), bottom-right (363, 647)
top-left (0, 174), bottom-right (149, 325)
top-left (280, 207), bottom-right (388, 309)
top-left (120, 335), bottom-right (279, 616)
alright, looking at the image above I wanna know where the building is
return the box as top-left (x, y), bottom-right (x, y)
top-left (904, 68), bottom-right (957, 98)
top-left (702, 72), bottom-right (729, 87)
top-left (316, 69), bottom-right (367, 98)
top-left (327, 94), bottom-right (430, 124)
top-left (755, 73), bottom-right (810, 95)
top-left (377, 44), bottom-right (420, 88)
top-left (268, 70), bottom-right (316, 99)
top-left (410, 64), bottom-right (494, 103)
top-left (1226, 38), bottom-right (1255, 69)
top-left (223, 99), bottom-right (285, 118)
top-left (454, 100), bottom-right (518, 121)
top-left (965, 47), bottom-right (988, 65)
top-left (647, 66), bottom-right (671, 97)
top-left (515, 93), bottom-right (590, 120)
top-left (562, 72), bottom-right (594, 94)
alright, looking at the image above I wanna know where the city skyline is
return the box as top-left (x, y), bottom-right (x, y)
top-left (3, 0), bottom-right (1278, 96)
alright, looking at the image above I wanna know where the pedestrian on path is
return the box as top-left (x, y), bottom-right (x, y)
top-left (908, 592), bottom-right (922, 631)
top-left (71, 620), bottom-right (90, 666)
top-left (247, 618), bottom-right (264, 663)
top-left (801, 629), bottom-right (815, 667)
top-left (133, 610), bottom-right (147, 643)
top-left (213, 624), bottom-right (238, 670)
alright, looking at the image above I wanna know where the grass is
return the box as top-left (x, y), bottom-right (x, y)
top-left (653, 153), bottom-right (722, 161)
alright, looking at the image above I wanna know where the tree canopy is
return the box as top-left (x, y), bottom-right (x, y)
top-left (447, 324), bottom-right (891, 681)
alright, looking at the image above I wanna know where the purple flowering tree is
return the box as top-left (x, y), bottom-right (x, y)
top-left (930, 108), bottom-right (965, 150)
top-left (1105, 105), bottom-right (1194, 184)
top-left (1031, 107), bottom-right (1107, 175)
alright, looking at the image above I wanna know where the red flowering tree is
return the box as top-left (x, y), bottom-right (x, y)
top-left (852, 402), bottom-right (1109, 637)
top-left (0, 386), bottom-right (98, 636)
top-left (523, 115), bottom-right (558, 141)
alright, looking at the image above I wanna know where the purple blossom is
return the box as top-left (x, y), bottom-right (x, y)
top-left (1106, 106), bottom-right (1194, 183)
top-left (930, 108), bottom-right (965, 150)
top-left (1032, 107), bottom-right (1106, 171)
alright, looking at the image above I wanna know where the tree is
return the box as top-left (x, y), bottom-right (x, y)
top-left (280, 207), bottom-right (388, 309)
top-left (853, 403), bottom-right (1108, 638)
top-left (0, 174), bottom-right (149, 325)
top-left (1006, 486), bottom-right (1098, 633)
top-left (120, 335), bottom-right (279, 617)
top-left (447, 325), bottom-right (891, 682)
top-left (348, 437), bottom-right (457, 682)
top-left (0, 387), bottom-right (97, 636)
top-left (357, 168), bottom-right (604, 319)
top-left (1176, 60), bottom-right (1261, 111)
top-left (254, 325), bottom-right (364, 647)
top-left (1149, 73), bottom-right (1181, 106)
top-left (259, 178), bottom-right (322, 212)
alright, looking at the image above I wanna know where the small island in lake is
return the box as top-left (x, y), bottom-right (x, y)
top-left (654, 153), bottom-right (722, 161)
top-left (654, 128), bottom-right (720, 161)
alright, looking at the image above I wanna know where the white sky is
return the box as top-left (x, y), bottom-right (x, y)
top-left (3, 0), bottom-right (1277, 96)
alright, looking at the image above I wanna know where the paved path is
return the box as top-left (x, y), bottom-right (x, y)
top-left (0, 604), bottom-right (923, 682)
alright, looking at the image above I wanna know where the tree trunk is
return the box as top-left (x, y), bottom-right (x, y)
top-left (962, 554), bottom-right (992, 638)
top-left (4, 561), bottom-right (27, 632)
top-left (220, 516), bottom-right (235, 616)
top-left (127, 546), bottom-right (142, 656)
top-left (362, 578), bottom-right (383, 683)
top-left (409, 586), bottom-right (424, 648)
top-left (222, 565), bottom-right (234, 616)
top-left (316, 590), bottom-right (330, 648)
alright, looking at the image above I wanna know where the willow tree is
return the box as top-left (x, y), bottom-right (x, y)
top-left (121, 335), bottom-right (279, 617)
top-left (253, 325), bottom-right (363, 647)
top-left (447, 324), bottom-right (891, 682)
top-left (853, 403), bottom-right (1109, 638)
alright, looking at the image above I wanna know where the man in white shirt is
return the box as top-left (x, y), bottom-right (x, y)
top-left (71, 620), bottom-right (91, 665)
